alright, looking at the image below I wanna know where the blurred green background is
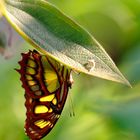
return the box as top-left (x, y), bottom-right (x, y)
top-left (0, 0), bottom-right (140, 140)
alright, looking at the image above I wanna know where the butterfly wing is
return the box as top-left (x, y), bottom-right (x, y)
top-left (17, 50), bottom-right (71, 140)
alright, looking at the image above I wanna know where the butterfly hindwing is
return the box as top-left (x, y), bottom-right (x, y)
top-left (17, 50), bottom-right (72, 140)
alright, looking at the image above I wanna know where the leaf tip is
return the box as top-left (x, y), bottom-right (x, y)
top-left (122, 78), bottom-right (132, 88)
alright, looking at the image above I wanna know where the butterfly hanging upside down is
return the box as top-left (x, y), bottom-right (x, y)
top-left (17, 50), bottom-right (73, 140)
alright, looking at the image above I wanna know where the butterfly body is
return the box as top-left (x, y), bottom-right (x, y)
top-left (17, 50), bottom-right (72, 140)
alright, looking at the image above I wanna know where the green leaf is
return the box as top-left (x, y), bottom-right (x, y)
top-left (0, 0), bottom-right (131, 86)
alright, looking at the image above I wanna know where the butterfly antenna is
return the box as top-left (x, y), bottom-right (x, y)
top-left (68, 93), bottom-right (75, 117)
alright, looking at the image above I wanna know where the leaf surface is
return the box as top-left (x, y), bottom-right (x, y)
top-left (0, 0), bottom-right (131, 86)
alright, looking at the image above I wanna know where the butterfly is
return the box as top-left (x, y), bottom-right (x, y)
top-left (17, 50), bottom-right (73, 140)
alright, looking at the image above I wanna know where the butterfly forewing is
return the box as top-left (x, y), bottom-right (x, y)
top-left (17, 50), bottom-right (72, 140)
